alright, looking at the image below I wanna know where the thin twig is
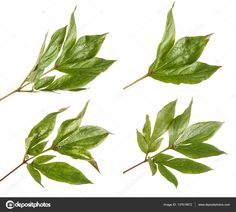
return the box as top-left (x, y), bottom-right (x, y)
top-left (123, 159), bottom-right (148, 174)
top-left (0, 147), bottom-right (51, 182)
top-left (0, 67), bottom-right (55, 102)
top-left (123, 74), bottom-right (148, 90)
top-left (123, 146), bottom-right (171, 174)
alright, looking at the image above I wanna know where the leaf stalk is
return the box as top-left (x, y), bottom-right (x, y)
top-left (0, 148), bottom-right (51, 182)
top-left (123, 146), bottom-right (171, 174)
top-left (123, 74), bottom-right (148, 90)
top-left (0, 67), bottom-right (55, 102)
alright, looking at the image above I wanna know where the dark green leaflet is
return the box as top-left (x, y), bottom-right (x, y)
top-left (176, 121), bottom-right (223, 144)
top-left (25, 108), bottom-right (67, 155)
top-left (33, 162), bottom-right (92, 185)
top-left (151, 100), bottom-right (176, 141)
top-left (53, 101), bottom-right (89, 146)
top-left (158, 164), bottom-right (178, 187)
top-left (123, 4), bottom-right (221, 89)
top-left (126, 99), bottom-right (225, 188)
top-left (54, 125), bottom-right (110, 150)
top-left (27, 164), bottom-right (43, 187)
top-left (168, 100), bottom-right (192, 145)
top-left (148, 159), bottom-right (157, 176)
top-left (32, 155), bottom-right (56, 164)
top-left (174, 143), bottom-right (225, 159)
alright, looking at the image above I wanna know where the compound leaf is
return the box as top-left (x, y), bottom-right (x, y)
top-left (124, 4), bottom-right (220, 89)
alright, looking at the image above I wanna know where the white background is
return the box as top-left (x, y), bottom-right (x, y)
top-left (0, 0), bottom-right (235, 197)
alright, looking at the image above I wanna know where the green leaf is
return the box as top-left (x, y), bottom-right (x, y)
top-left (162, 158), bottom-right (212, 174)
top-left (55, 146), bottom-right (93, 161)
top-left (158, 164), bottom-right (178, 187)
top-left (27, 32), bottom-right (48, 83)
top-left (34, 162), bottom-right (92, 185)
top-left (27, 141), bottom-right (48, 156)
top-left (32, 155), bottom-right (56, 164)
top-left (148, 159), bottom-right (157, 176)
top-left (154, 34), bottom-right (211, 71)
top-left (57, 7), bottom-right (77, 64)
top-left (38, 26), bottom-right (67, 69)
top-left (151, 3), bottom-right (175, 70)
top-left (148, 138), bottom-right (163, 153)
top-left (176, 121), bottom-right (223, 144)
top-left (56, 57), bottom-right (115, 75)
top-left (53, 101), bottom-right (89, 146)
top-left (57, 34), bottom-right (107, 65)
top-left (33, 76), bottom-right (55, 90)
top-left (55, 125), bottom-right (109, 150)
top-left (42, 74), bottom-right (85, 91)
top-left (151, 99), bottom-right (176, 140)
top-left (142, 115), bottom-right (151, 141)
top-left (153, 153), bottom-right (174, 163)
top-left (25, 108), bottom-right (67, 153)
top-left (44, 58), bottom-right (114, 91)
top-left (174, 143), bottom-right (225, 159)
top-left (124, 5), bottom-right (220, 89)
top-left (151, 62), bottom-right (221, 85)
top-left (89, 160), bottom-right (100, 173)
top-left (136, 130), bottom-right (148, 153)
top-left (46, 58), bottom-right (115, 91)
top-left (27, 164), bottom-right (43, 186)
top-left (169, 100), bottom-right (192, 145)
top-left (47, 58), bottom-right (115, 91)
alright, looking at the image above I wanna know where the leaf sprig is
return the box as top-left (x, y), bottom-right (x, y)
top-left (123, 99), bottom-right (225, 187)
top-left (123, 3), bottom-right (221, 89)
top-left (0, 101), bottom-right (110, 186)
top-left (0, 7), bottom-right (115, 101)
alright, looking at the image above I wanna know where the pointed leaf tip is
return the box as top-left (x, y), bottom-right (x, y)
top-left (206, 33), bottom-right (214, 39)
top-left (59, 107), bottom-right (70, 113)
top-left (89, 160), bottom-right (100, 173)
top-left (171, 2), bottom-right (175, 9)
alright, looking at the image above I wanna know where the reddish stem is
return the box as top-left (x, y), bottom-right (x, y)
top-left (123, 159), bottom-right (148, 174)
